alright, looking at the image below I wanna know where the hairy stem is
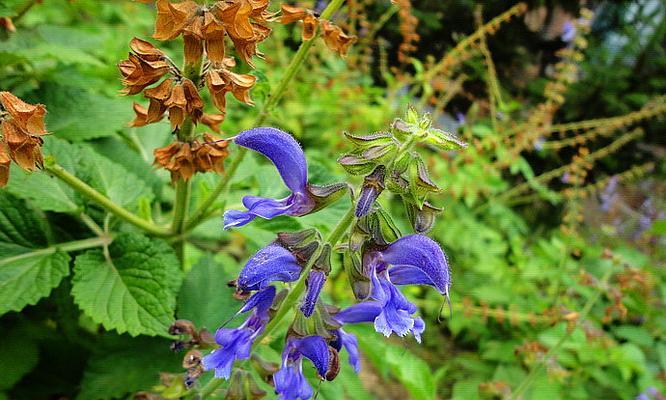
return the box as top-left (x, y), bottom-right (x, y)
top-left (44, 162), bottom-right (171, 237)
top-left (171, 49), bottom-right (203, 261)
top-left (184, 0), bottom-right (347, 231)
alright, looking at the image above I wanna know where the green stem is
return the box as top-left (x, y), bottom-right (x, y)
top-left (0, 236), bottom-right (111, 266)
top-left (44, 163), bottom-right (171, 237)
top-left (256, 206), bottom-right (356, 345)
top-left (184, 0), bottom-right (347, 231)
top-left (199, 378), bottom-right (224, 398)
top-left (511, 268), bottom-right (614, 399)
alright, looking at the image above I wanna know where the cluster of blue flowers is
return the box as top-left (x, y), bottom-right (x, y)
top-left (201, 126), bottom-right (454, 399)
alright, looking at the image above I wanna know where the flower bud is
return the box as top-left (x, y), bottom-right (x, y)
top-left (356, 165), bottom-right (386, 217)
top-left (405, 200), bottom-right (442, 234)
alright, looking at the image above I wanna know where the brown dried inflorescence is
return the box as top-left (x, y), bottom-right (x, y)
top-left (154, 135), bottom-right (229, 182)
top-left (280, 4), bottom-right (319, 41)
top-left (0, 92), bottom-right (48, 187)
top-left (153, 0), bottom-right (272, 66)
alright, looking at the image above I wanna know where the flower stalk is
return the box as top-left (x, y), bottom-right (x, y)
top-left (43, 162), bottom-right (171, 237)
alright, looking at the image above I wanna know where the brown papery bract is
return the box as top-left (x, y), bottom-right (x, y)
top-left (0, 143), bottom-right (11, 188)
top-left (201, 113), bottom-right (225, 133)
top-left (279, 4), bottom-right (319, 41)
top-left (154, 0), bottom-right (198, 40)
top-left (0, 91), bottom-right (47, 136)
top-left (205, 68), bottom-right (256, 113)
top-left (0, 92), bottom-right (48, 185)
top-left (192, 133), bottom-right (229, 174)
top-left (154, 141), bottom-right (196, 182)
top-left (320, 20), bottom-right (357, 57)
top-left (118, 52), bottom-right (170, 95)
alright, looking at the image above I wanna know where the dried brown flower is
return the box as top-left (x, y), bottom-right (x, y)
top-left (205, 68), bottom-right (256, 113)
top-left (154, 141), bottom-right (196, 182)
top-left (0, 143), bottom-right (10, 188)
top-left (154, 134), bottom-right (230, 181)
top-left (0, 17), bottom-right (16, 33)
top-left (280, 4), bottom-right (319, 41)
top-left (320, 20), bottom-right (357, 57)
top-left (200, 113), bottom-right (225, 133)
top-left (154, 0), bottom-right (199, 40)
top-left (0, 92), bottom-right (48, 185)
top-left (144, 78), bottom-right (204, 130)
top-left (192, 133), bottom-right (229, 174)
top-left (118, 39), bottom-right (171, 95)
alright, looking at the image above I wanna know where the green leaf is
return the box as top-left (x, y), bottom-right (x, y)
top-left (0, 329), bottom-right (39, 391)
top-left (71, 233), bottom-right (182, 337)
top-left (38, 82), bottom-right (133, 141)
top-left (177, 254), bottom-right (239, 331)
top-left (77, 335), bottom-right (182, 400)
top-left (8, 137), bottom-right (153, 212)
top-left (6, 138), bottom-right (83, 213)
top-left (0, 192), bottom-right (71, 315)
top-left (77, 144), bottom-right (154, 210)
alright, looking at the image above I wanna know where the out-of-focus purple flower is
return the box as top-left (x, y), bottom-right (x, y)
top-left (600, 175), bottom-right (619, 212)
top-left (237, 244), bottom-right (302, 292)
top-left (274, 336), bottom-right (330, 400)
top-left (561, 21), bottom-right (576, 42)
top-left (533, 136), bottom-right (546, 151)
top-left (300, 270), bottom-right (327, 317)
top-left (203, 286), bottom-right (276, 379)
top-left (561, 172), bottom-right (571, 184)
top-left (455, 112), bottom-right (466, 125)
top-left (224, 128), bottom-right (346, 229)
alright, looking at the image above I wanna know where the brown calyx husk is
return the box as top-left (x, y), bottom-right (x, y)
top-left (153, 134), bottom-right (229, 182)
top-left (0, 92), bottom-right (48, 187)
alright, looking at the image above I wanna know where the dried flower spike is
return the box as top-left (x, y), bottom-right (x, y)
top-left (154, 141), bottom-right (196, 182)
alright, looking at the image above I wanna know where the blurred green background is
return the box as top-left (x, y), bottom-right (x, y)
top-left (0, 0), bottom-right (665, 399)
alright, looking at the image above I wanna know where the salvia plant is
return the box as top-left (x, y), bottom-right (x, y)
top-left (0, 0), bottom-right (466, 398)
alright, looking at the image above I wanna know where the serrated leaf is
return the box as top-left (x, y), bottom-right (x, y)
top-left (8, 137), bottom-right (153, 212)
top-left (77, 336), bottom-right (182, 400)
top-left (77, 144), bottom-right (154, 210)
top-left (37, 82), bottom-right (132, 141)
top-left (71, 233), bottom-right (182, 337)
top-left (177, 254), bottom-right (240, 331)
top-left (6, 137), bottom-right (83, 213)
top-left (0, 192), bottom-right (71, 315)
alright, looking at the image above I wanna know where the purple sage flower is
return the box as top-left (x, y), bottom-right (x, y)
top-left (224, 128), bottom-right (346, 229)
top-left (237, 244), bottom-right (303, 292)
top-left (338, 234), bottom-right (449, 340)
top-left (274, 336), bottom-right (330, 400)
top-left (203, 286), bottom-right (276, 379)
top-left (561, 21), bottom-right (576, 43)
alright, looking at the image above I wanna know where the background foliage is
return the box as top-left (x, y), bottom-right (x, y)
top-left (0, 0), bottom-right (665, 399)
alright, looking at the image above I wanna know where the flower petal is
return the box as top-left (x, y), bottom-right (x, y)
top-left (239, 285), bottom-right (276, 317)
top-left (238, 245), bottom-right (302, 291)
top-left (381, 234), bottom-right (450, 293)
top-left (235, 127), bottom-right (308, 194)
top-left (334, 302), bottom-right (382, 324)
top-left (223, 196), bottom-right (293, 229)
top-left (274, 363), bottom-right (312, 400)
top-left (338, 329), bottom-right (360, 373)
top-left (204, 328), bottom-right (253, 379)
top-left (291, 336), bottom-right (330, 378)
